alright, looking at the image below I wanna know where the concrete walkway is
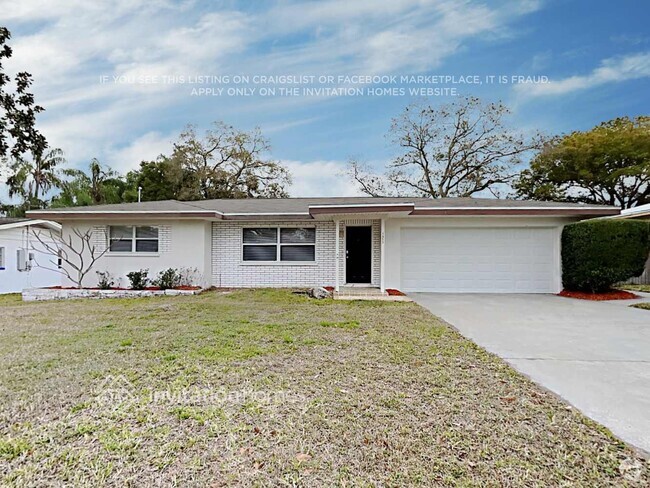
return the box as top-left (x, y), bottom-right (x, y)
top-left (410, 293), bottom-right (650, 454)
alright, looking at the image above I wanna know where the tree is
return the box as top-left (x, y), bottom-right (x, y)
top-left (52, 159), bottom-right (129, 207)
top-left (169, 122), bottom-right (291, 199)
top-left (31, 227), bottom-right (110, 288)
top-left (123, 157), bottom-right (187, 202)
top-left (514, 116), bottom-right (650, 209)
top-left (348, 97), bottom-right (538, 198)
top-left (6, 147), bottom-right (65, 208)
top-left (0, 27), bottom-right (47, 160)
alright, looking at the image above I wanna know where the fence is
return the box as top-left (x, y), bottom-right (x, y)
top-left (625, 256), bottom-right (650, 285)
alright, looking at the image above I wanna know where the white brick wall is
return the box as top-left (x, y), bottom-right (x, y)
top-left (211, 219), bottom-right (381, 288)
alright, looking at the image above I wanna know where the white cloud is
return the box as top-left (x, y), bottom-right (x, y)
top-left (516, 52), bottom-right (650, 97)
top-left (1, 0), bottom-right (543, 195)
top-left (103, 132), bottom-right (175, 175)
top-left (283, 160), bottom-right (362, 197)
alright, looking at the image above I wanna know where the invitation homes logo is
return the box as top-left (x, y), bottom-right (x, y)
top-left (95, 375), bottom-right (304, 407)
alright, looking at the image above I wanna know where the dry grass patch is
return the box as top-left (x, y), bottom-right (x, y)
top-left (0, 289), bottom-right (648, 486)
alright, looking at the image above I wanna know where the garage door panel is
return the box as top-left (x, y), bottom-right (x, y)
top-left (400, 227), bottom-right (557, 293)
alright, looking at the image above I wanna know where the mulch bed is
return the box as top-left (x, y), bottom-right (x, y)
top-left (558, 289), bottom-right (640, 301)
top-left (386, 288), bottom-right (406, 296)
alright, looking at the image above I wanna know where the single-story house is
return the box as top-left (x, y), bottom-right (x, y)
top-left (0, 218), bottom-right (62, 294)
top-left (26, 197), bottom-right (619, 293)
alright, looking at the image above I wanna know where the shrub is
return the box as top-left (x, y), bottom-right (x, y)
top-left (153, 268), bottom-right (181, 290)
top-left (96, 271), bottom-right (115, 290)
top-left (126, 269), bottom-right (149, 290)
top-left (562, 220), bottom-right (650, 292)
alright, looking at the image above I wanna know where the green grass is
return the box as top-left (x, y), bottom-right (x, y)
top-left (0, 289), bottom-right (647, 486)
top-left (620, 284), bottom-right (650, 293)
top-left (631, 302), bottom-right (650, 310)
top-left (319, 319), bottom-right (360, 329)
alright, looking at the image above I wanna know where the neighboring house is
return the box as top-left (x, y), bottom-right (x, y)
top-left (27, 197), bottom-right (618, 293)
top-left (617, 203), bottom-right (650, 285)
top-left (0, 218), bottom-right (62, 294)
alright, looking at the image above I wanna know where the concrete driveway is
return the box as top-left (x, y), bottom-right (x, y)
top-left (410, 293), bottom-right (650, 454)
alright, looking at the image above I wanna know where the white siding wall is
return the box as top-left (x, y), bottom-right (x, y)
top-left (0, 226), bottom-right (61, 293)
top-left (59, 220), bottom-right (212, 288)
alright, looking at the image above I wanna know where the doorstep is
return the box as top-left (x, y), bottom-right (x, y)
top-left (333, 286), bottom-right (412, 302)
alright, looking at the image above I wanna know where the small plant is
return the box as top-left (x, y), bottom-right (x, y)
top-left (153, 268), bottom-right (181, 290)
top-left (178, 267), bottom-right (201, 287)
top-left (96, 271), bottom-right (116, 290)
top-left (126, 269), bottom-right (149, 290)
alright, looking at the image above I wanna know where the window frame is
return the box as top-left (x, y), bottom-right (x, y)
top-left (242, 226), bottom-right (316, 263)
top-left (108, 225), bottom-right (159, 254)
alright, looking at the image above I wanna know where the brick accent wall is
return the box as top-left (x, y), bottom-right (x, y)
top-left (211, 219), bottom-right (381, 288)
top-left (211, 221), bottom-right (336, 287)
top-left (90, 225), bottom-right (171, 253)
top-left (338, 219), bottom-right (381, 286)
top-left (159, 225), bottom-right (171, 253)
top-left (91, 226), bottom-right (108, 251)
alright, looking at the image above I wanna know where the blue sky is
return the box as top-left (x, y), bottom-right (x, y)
top-left (2, 0), bottom-right (649, 199)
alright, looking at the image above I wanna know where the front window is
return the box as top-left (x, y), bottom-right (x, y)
top-left (0, 247), bottom-right (5, 270)
top-left (109, 226), bottom-right (159, 253)
top-left (243, 227), bottom-right (315, 262)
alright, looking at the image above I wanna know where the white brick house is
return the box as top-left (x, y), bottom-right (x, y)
top-left (27, 197), bottom-right (618, 293)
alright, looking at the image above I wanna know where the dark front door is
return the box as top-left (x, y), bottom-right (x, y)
top-left (346, 226), bottom-right (372, 283)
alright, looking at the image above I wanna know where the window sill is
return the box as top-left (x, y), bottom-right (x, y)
top-left (240, 261), bottom-right (318, 266)
top-left (106, 252), bottom-right (160, 257)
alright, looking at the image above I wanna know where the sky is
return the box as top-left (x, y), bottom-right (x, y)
top-left (1, 0), bottom-right (649, 200)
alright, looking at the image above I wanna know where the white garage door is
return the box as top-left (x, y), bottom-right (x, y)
top-left (400, 227), bottom-right (558, 293)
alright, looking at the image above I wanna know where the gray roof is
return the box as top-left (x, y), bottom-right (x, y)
top-left (27, 197), bottom-right (617, 215)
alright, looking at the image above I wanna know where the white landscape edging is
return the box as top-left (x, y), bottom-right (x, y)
top-left (22, 288), bottom-right (203, 302)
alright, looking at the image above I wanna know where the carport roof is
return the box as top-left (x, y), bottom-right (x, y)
top-left (26, 197), bottom-right (620, 220)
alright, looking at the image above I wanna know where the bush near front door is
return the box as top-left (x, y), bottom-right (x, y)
top-left (562, 220), bottom-right (650, 292)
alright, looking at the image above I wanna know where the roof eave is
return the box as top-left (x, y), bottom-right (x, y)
top-left (309, 204), bottom-right (415, 218)
top-left (25, 210), bottom-right (224, 220)
top-left (409, 208), bottom-right (620, 217)
top-left (0, 219), bottom-right (62, 232)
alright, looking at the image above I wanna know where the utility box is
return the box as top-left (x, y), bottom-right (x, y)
top-left (16, 248), bottom-right (29, 271)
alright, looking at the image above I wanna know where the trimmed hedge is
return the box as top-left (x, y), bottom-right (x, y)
top-left (562, 219), bottom-right (650, 292)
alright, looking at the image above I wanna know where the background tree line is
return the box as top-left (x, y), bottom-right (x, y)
top-left (1, 26), bottom-right (648, 217)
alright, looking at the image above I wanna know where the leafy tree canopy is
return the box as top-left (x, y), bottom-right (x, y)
top-left (51, 159), bottom-right (130, 207)
top-left (168, 122), bottom-right (291, 200)
top-left (0, 27), bottom-right (47, 160)
top-left (514, 116), bottom-right (650, 209)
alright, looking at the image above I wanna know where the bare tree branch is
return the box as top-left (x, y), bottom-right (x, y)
top-left (31, 228), bottom-right (109, 288)
top-left (348, 97), bottom-right (539, 199)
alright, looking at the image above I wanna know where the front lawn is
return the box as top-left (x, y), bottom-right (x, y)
top-left (0, 290), bottom-right (647, 486)
top-left (631, 302), bottom-right (650, 311)
top-left (621, 284), bottom-right (650, 293)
